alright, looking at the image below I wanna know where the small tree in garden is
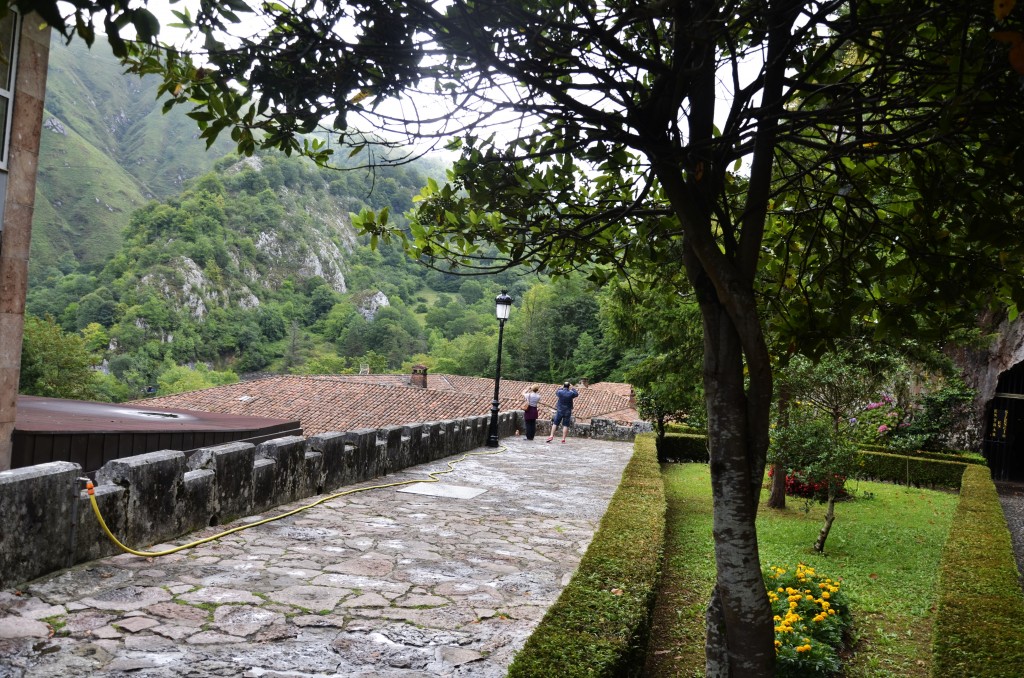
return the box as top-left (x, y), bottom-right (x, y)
top-left (767, 351), bottom-right (874, 510)
top-left (635, 386), bottom-right (699, 463)
top-left (635, 389), bottom-right (687, 443)
top-left (783, 351), bottom-right (885, 433)
top-left (767, 415), bottom-right (859, 552)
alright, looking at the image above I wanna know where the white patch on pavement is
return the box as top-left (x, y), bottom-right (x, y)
top-left (396, 483), bottom-right (486, 499)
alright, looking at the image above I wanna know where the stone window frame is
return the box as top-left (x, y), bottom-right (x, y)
top-left (0, 7), bottom-right (21, 172)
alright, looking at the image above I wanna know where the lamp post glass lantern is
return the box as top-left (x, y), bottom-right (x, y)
top-left (487, 290), bottom-right (513, 447)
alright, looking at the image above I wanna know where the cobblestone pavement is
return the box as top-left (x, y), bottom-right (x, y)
top-left (0, 436), bottom-right (635, 677)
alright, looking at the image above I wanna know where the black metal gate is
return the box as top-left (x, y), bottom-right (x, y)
top-left (984, 363), bottom-right (1024, 481)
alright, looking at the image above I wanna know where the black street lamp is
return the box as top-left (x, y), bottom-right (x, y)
top-left (487, 290), bottom-right (513, 447)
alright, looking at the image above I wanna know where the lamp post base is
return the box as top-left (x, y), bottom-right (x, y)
top-left (487, 399), bottom-right (500, 447)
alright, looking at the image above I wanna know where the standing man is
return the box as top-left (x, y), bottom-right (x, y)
top-left (547, 381), bottom-right (580, 443)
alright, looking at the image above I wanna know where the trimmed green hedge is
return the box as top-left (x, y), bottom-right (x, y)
top-left (857, 443), bottom-right (986, 466)
top-left (901, 449), bottom-right (986, 466)
top-left (855, 450), bottom-right (967, 490)
top-left (507, 434), bottom-right (666, 678)
top-left (655, 432), bottom-right (709, 463)
top-left (665, 423), bottom-right (705, 435)
top-left (931, 465), bottom-right (1024, 677)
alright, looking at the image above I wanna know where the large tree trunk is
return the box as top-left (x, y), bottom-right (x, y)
top-left (657, 168), bottom-right (776, 675)
top-left (649, 4), bottom-right (795, 669)
top-left (699, 287), bottom-right (775, 677)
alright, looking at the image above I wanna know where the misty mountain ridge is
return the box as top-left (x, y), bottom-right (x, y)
top-left (33, 35), bottom-right (240, 271)
top-left (31, 34), bottom-right (447, 318)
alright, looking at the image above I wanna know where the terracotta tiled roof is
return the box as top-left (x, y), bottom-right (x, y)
top-left (587, 382), bottom-right (634, 399)
top-left (310, 373), bottom-right (459, 391)
top-left (135, 374), bottom-right (640, 436)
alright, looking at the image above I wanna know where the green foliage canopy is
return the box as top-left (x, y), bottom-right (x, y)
top-left (19, 315), bottom-right (103, 400)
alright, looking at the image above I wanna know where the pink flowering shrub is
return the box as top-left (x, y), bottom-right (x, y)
top-left (849, 393), bottom-right (914, 446)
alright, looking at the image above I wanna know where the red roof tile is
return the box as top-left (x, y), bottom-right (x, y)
top-left (587, 382), bottom-right (634, 399)
top-left (135, 374), bottom-right (640, 436)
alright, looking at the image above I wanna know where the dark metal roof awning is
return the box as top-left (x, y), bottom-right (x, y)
top-left (12, 395), bottom-right (303, 474)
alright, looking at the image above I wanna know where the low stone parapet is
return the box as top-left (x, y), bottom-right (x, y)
top-left (529, 416), bottom-right (653, 440)
top-left (0, 410), bottom-right (645, 590)
top-left (0, 412), bottom-right (518, 590)
top-left (0, 462), bottom-right (81, 589)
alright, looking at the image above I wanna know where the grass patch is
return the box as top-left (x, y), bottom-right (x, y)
top-left (643, 463), bottom-right (715, 678)
top-left (644, 464), bottom-right (958, 677)
top-left (41, 615), bottom-right (68, 636)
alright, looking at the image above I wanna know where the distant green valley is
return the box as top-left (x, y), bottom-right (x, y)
top-left (22, 37), bottom-right (633, 402)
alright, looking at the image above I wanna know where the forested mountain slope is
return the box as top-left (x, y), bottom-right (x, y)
top-left (22, 37), bottom-right (627, 403)
top-left (26, 147), bottom-right (456, 396)
top-left (32, 35), bottom-right (237, 272)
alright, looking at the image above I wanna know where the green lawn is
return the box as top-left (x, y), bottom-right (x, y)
top-left (644, 463), bottom-right (959, 677)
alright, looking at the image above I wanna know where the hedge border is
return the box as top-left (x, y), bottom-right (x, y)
top-left (930, 465), bottom-right (1024, 677)
top-left (857, 443), bottom-right (986, 466)
top-left (903, 449), bottom-right (986, 465)
top-left (855, 450), bottom-right (967, 490)
top-left (507, 434), bottom-right (666, 677)
top-left (656, 432), bottom-right (710, 463)
top-left (657, 436), bottom-right (977, 491)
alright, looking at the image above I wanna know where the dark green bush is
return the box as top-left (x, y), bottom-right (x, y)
top-left (855, 450), bottom-right (967, 490)
top-left (900, 380), bottom-right (975, 452)
top-left (655, 432), bottom-right (709, 463)
top-left (507, 434), bottom-right (666, 677)
top-left (931, 465), bottom-right (1024, 677)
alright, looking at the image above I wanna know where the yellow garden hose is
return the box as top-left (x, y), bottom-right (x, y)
top-left (85, 446), bottom-right (506, 558)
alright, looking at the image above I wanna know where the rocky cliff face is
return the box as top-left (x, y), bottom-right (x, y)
top-left (140, 257), bottom-right (261, 320)
top-left (253, 229), bottom-right (348, 294)
top-left (949, 314), bottom-right (1024, 451)
top-left (355, 290), bottom-right (391, 320)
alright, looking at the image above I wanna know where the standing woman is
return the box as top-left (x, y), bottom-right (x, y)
top-left (521, 385), bottom-right (542, 440)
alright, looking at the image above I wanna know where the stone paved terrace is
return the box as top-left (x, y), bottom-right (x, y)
top-left (0, 436), bottom-right (635, 677)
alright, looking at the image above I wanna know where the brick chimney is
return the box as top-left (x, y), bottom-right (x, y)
top-left (411, 364), bottom-right (428, 388)
top-left (628, 387), bottom-right (636, 408)
top-left (579, 378), bottom-right (589, 387)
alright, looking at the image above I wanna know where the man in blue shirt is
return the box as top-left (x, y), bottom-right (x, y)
top-left (547, 381), bottom-right (580, 443)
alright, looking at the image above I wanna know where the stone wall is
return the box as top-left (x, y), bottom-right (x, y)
top-left (530, 417), bottom-right (653, 441)
top-left (587, 417), bottom-right (653, 440)
top-left (0, 413), bottom-right (520, 590)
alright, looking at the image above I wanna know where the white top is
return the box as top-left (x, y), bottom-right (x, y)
top-left (524, 392), bottom-right (542, 407)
